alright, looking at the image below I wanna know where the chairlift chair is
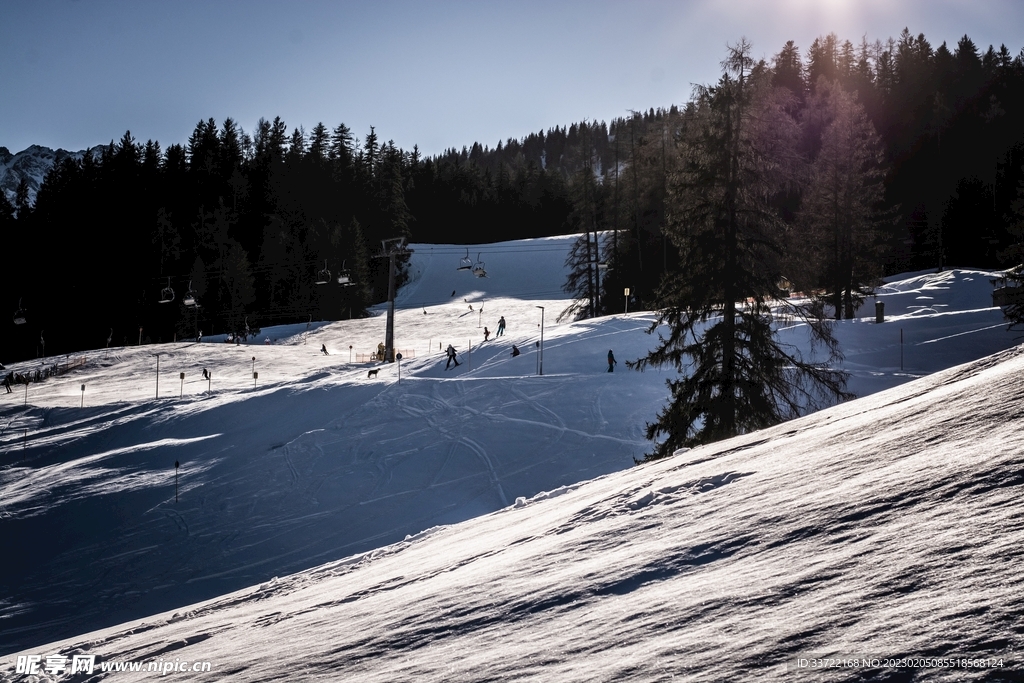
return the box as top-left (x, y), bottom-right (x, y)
top-left (457, 248), bottom-right (473, 271)
top-left (13, 298), bottom-right (26, 325)
top-left (316, 260), bottom-right (331, 285)
top-left (158, 277), bottom-right (175, 304)
top-left (336, 260), bottom-right (354, 286)
top-left (183, 281), bottom-right (198, 308)
top-left (472, 253), bottom-right (487, 278)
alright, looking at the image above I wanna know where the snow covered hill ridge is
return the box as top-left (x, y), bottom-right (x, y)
top-left (0, 144), bottom-right (106, 206)
top-left (5, 343), bottom-right (1023, 682)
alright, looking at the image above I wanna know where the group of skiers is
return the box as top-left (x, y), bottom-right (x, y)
top-left (439, 314), bottom-right (617, 373)
top-left (0, 315), bottom-right (621, 397)
top-left (482, 316), bottom-right (505, 342)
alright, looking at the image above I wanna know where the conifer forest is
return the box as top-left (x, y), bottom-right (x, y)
top-left (3, 30), bottom-right (1024, 365)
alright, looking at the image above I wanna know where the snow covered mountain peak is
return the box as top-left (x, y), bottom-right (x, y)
top-left (0, 144), bottom-right (106, 207)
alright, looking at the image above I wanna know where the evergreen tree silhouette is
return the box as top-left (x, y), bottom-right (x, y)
top-left (631, 41), bottom-right (850, 456)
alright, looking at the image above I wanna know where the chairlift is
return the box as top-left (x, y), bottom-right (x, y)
top-left (316, 259), bottom-right (331, 286)
top-left (158, 277), bottom-right (175, 304)
top-left (472, 253), bottom-right (487, 278)
top-left (183, 281), bottom-right (198, 308)
top-left (457, 248), bottom-right (473, 271)
top-left (336, 260), bottom-right (354, 286)
top-left (13, 298), bottom-right (26, 325)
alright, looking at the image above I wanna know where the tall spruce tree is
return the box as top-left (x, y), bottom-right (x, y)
top-left (631, 41), bottom-right (850, 456)
top-left (797, 79), bottom-right (887, 319)
top-left (560, 136), bottom-right (602, 321)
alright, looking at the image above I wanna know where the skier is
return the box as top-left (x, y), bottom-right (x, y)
top-left (445, 344), bottom-right (460, 370)
top-left (510, 345), bottom-right (520, 358)
top-left (607, 349), bottom-right (617, 373)
top-left (202, 368), bottom-right (209, 380)
top-left (496, 316), bottom-right (506, 336)
top-left (483, 327), bottom-right (490, 341)
top-left (3, 372), bottom-right (11, 393)
top-left (320, 343), bottom-right (329, 355)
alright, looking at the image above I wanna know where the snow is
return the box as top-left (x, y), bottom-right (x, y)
top-left (1, 236), bottom-right (1022, 679)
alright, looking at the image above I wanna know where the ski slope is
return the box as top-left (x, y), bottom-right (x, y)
top-left (4, 342), bottom-right (1023, 681)
top-left (1, 235), bottom-right (1022, 670)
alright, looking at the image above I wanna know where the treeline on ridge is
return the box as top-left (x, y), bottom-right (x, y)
top-left (2, 29), bottom-right (1024, 362)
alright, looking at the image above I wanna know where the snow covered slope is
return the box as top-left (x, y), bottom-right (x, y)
top-left (1, 235), bottom-right (1021, 667)
top-left (5, 344), bottom-right (1022, 681)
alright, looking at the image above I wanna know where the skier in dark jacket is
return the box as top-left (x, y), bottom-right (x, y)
top-left (607, 350), bottom-right (617, 373)
top-left (510, 344), bottom-right (520, 358)
top-left (496, 316), bottom-right (506, 336)
top-left (445, 344), bottom-right (460, 370)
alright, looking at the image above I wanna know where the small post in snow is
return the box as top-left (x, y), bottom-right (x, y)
top-left (179, 372), bottom-right (185, 397)
top-left (80, 384), bottom-right (85, 408)
top-left (396, 353), bottom-right (403, 384)
top-left (624, 288), bottom-right (630, 315)
top-left (468, 340), bottom-right (472, 371)
top-left (253, 371), bottom-right (258, 388)
top-left (153, 353), bottom-right (161, 399)
top-left (349, 345), bottom-right (353, 363)
top-left (174, 460), bottom-right (179, 503)
top-left (536, 305), bottom-right (545, 375)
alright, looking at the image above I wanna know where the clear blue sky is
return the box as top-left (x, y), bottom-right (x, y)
top-left (2, 0), bottom-right (1022, 156)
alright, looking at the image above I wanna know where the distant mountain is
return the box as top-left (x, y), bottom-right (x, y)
top-left (0, 144), bottom-right (107, 207)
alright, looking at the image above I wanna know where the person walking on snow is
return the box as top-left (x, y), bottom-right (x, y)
top-left (496, 316), bottom-right (506, 336)
top-left (607, 350), bottom-right (617, 373)
top-left (445, 344), bottom-right (460, 370)
top-left (483, 327), bottom-right (490, 341)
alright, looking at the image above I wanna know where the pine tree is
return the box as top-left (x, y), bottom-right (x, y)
top-left (308, 123), bottom-right (329, 163)
top-left (329, 123), bottom-right (354, 165)
top-left (14, 177), bottom-right (31, 218)
top-left (362, 126), bottom-right (379, 176)
top-left (797, 79), bottom-right (887, 319)
top-left (631, 41), bottom-right (850, 457)
top-left (560, 136), bottom-right (602, 321)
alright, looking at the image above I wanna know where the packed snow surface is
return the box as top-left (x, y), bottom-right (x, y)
top-left (1, 236), bottom-right (1022, 680)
